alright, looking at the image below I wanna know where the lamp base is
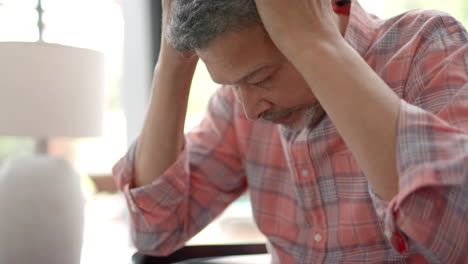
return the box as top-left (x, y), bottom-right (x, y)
top-left (0, 155), bottom-right (84, 264)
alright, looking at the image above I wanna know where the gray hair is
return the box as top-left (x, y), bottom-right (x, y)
top-left (166, 0), bottom-right (261, 51)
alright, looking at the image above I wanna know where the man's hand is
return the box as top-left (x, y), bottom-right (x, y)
top-left (254, 0), bottom-right (343, 62)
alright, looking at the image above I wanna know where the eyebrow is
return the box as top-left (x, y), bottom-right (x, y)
top-left (213, 65), bottom-right (271, 85)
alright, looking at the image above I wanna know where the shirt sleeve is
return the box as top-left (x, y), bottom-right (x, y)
top-left (369, 14), bottom-right (468, 263)
top-left (112, 86), bottom-right (247, 256)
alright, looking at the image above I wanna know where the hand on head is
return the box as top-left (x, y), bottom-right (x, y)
top-left (253, 0), bottom-right (345, 61)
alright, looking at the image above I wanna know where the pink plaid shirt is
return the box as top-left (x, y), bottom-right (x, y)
top-left (113, 1), bottom-right (468, 262)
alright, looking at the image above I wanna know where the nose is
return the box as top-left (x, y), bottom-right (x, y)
top-left (233, 84), bottom-right (272, 121)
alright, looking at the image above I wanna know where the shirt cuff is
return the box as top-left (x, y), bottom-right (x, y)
top-left (368, 185), bottom-right (410, 255)
top-left (369, 99), bottom-right (467, 256)
top-left (112, 140), bottom-right (138, 191)
top-left (111, 138), bottom-right (189, 211)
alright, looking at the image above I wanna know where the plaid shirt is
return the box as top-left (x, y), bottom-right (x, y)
top-left (113, 0), bottom-right (468, 262)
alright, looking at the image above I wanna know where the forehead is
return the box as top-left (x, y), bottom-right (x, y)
top-left (196, 25), bottom-right (282, 85)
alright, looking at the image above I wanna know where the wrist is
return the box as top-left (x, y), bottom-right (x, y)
top-left (155, 47), bottom-right (198, 80)
top-left (157, 40), bottom-right (198, 69)
top-left (286, 35), bottom-right (372, 102)
top-left (287, 35), bottom-right (350, 73)
top-left (152, 53), bottom-right (197, 95)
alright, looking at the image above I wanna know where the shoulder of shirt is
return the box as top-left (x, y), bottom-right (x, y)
top-left (380, 8), bottom-right (467, 42)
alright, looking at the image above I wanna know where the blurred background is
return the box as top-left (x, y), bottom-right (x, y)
top-left (0, 0), bottom-right (466, 263)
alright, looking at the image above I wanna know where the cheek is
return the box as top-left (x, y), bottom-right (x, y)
top-left (269, 75), bottom-right (317, 108)
top-left (270, 70), bottom-right (311, 101)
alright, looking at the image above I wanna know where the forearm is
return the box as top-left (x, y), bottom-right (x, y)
top-left (292, 38), bottom-right (400, 200)
top-left (252, 0), bottom-right (400, 200)
top-left (134, 53), bottom-right (197, 188)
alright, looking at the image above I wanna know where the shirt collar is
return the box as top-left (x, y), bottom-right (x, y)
top-left (344, 0), bottom-right (381, 57)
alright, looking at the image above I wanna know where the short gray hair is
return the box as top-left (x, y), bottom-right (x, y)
top-left (166, 0), bottom-right (261, 51)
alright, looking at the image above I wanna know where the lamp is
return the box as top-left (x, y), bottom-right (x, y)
top-left (0, 42), bottom-right (105, 152)
top-left (0, 42), bottom-right (105, 264)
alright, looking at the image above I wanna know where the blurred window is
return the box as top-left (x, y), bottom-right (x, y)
top-left (0, 1), bottom-right (39, 161)
top-left (0, 0), bottom-right (38, 42)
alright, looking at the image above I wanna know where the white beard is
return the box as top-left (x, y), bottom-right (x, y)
top-left (279, 104), bottom-right (324, 132)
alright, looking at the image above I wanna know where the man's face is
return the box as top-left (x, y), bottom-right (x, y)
top-left (197, 25), bottom-right (319, 131)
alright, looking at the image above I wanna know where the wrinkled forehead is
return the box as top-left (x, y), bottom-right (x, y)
top-left (196, 25), bottom-right (280, 85)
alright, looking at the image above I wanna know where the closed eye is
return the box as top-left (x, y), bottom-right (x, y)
top-left (251, 75), bottom-right (273, 86)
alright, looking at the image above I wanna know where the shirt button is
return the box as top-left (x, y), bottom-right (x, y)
top-left (376, 208), bottom-right (384, 218)
top-left (301, 169), bottom-right (309, 177)
top-left (314, 233), bottom-right (322, 242)
top-left (384, 229), bottom-right (393, 239)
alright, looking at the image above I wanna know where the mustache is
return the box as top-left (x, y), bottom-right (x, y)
top-left (261, 105), bottom-right (307, 121)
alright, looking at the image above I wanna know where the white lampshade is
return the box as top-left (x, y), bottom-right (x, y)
top-left (0, 42), bottom-right (105, 138)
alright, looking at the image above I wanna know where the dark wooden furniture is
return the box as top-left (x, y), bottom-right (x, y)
top-left (131, 244), bottom-right (268, 264)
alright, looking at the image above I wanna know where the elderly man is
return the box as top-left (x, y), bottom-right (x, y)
top-left (113, 0), bottom-right (468, 262)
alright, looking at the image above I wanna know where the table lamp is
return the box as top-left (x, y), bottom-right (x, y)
top-left (0, 42), bottom-right (105, 264)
